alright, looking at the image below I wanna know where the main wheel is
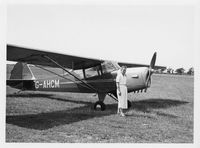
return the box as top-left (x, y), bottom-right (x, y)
top-left (94, 101), bottom-right (106, 111)
top-left (128, 100), bottom-right (132, 109)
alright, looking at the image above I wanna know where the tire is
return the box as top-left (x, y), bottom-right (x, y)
top-left (94, 101), bottom-right (106, 111)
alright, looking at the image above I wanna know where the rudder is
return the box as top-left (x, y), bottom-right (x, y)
top-left (10, 62), bottom-right (35, 80)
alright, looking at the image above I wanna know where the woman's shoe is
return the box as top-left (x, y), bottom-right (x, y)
top-left (120, 112), bottom-right (126, 117)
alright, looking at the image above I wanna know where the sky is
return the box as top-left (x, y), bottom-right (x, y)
top-left (7, 1), bottom-right (195, 70)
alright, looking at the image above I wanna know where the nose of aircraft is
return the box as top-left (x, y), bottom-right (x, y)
top-left (121, 52), bottom-right (157, 92)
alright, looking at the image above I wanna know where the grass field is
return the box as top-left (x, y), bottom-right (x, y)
top-left (6, 73), bottom-right (194, 143)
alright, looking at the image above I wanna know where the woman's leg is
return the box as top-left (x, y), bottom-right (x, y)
top-left (120, 108), bottom-right (125, 116)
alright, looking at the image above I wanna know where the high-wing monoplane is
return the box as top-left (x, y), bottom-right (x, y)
top-left (7, 44), bottom-right (166, 110)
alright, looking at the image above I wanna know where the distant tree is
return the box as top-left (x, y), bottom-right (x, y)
top-left (167, 68), bottom-right (171, 73)
top-left (175, 68), bottom-right (185, 75)
top-left (160, 69), bottom-right (166, 73)
top-left (187, 67), bottom-right (194, 75)
top-left (167, 67), bottom-right (174, 74)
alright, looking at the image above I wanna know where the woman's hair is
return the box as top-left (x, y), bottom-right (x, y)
top-left (121, 66), bottom-right (127, 69)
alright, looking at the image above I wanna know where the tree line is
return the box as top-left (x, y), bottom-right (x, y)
top-left (155, 67), bottom-right (194, 75)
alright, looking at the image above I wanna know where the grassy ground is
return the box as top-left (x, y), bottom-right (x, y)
top-left (6, 74), bottom-right (193, 143)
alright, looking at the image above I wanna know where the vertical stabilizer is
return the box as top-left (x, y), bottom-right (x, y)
top-left (10, 62), bottom-right (35, 80)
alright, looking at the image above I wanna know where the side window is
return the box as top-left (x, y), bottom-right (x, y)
top-left (85, 66), bottom-right (99, 78)
top-left (74, 69), bottom-right (84, 79)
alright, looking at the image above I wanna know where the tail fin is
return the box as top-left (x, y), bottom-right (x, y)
top-left (10, 62), bottom-right (35, 80)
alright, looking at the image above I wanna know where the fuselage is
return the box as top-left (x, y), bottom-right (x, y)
top-left (7, 67), bottom-right (151, 94)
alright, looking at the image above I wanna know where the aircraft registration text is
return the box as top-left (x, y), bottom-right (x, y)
top-left (35, 80), bottom-right (60, 89)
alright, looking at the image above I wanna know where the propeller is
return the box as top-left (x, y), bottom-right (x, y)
top-left (146, 52), bottom-right (157, 87)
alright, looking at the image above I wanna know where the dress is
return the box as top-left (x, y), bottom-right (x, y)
top-left (116, 71), bottom-right (128, 109)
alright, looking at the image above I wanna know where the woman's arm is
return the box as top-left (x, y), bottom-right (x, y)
top-left (116, 82), bottom-right (121, 96)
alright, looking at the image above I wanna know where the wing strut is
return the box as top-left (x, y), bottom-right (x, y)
top-left (42, 55), bottom-right (99, 93)
top-left (107, 93), bottom-right (118, 102)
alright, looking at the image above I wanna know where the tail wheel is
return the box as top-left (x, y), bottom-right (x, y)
top-left (94, 101), bottom-right (106, 111)
top-left (128, 100), bottom-right (132, 109)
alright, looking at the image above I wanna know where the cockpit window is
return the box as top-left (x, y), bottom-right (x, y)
top-left (85, 66), bottom-right (99, 78)
top-left (75, 61), bottom-right (120, 79)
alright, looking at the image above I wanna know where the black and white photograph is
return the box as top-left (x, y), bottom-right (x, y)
top-left (1, 0), bottom-right (200, 146)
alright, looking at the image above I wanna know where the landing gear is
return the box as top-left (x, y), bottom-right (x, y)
top-left (94, 101), bottom-right (106, 111)
top-left (93, 92), bottom-right (132, 111)
top-left (93, 93), bottom-right (106, 111)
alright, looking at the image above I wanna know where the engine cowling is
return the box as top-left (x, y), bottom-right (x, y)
top-left (126, 67), bottom-right (151, 93)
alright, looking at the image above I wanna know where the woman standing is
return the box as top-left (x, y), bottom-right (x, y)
top-left (116, 66), bottom-right (127, 116)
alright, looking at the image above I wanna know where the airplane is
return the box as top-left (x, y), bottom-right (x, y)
top-left (6, 44), bottom-right (166, 111)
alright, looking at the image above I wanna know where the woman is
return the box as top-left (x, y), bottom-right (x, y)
top-left (116, 66), bottom-right (127, 116)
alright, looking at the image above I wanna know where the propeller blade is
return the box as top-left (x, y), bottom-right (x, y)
top-left (146, 70), bottom-right (151, 87)
top-left (146, 52), bottom-right (157, 87)
top-left (150, 52), bottom-right (157, 69)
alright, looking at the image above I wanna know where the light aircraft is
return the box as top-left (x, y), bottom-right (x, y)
top-left (7, 44), bottom-right (166, 110)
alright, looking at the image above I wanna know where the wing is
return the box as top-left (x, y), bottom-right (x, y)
top-left (7, 44), bottom-right (166, 70)
top-left (118, 62), bottom-right (166, 70)
top-left (7, 44), bottom-right (103, 70)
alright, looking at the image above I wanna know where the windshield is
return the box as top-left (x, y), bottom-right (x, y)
top-left (101, 61), bottom-right (120, 73)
